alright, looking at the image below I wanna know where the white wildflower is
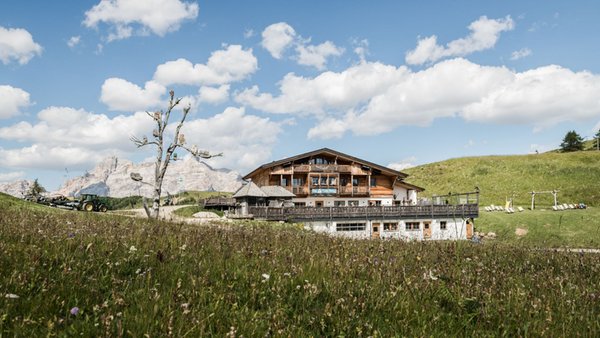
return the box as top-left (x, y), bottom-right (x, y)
top-left (5, 293), bottom-right (19, 299)
top-left (129, 245), bottom-right (137, 253)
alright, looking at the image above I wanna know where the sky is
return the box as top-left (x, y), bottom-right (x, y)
top-left (1, 0), bottom-right (599, 190)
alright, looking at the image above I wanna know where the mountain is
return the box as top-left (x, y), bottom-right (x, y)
top-left (403, 151), bottom-right (600, 207)
top-left (0, 180), bottom-right (33, 198)
top-left (55, 157), bottom-right (243, 197)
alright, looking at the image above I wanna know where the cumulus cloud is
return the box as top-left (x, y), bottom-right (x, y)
top-left (261, 22), bottom-right (296, 59)
top-left (101, 78), bottom-right (165, 111)
top-left (236, 61), bottom-right (407, 115)
top-left (0, 171), bottom-right (25, 182)
top-left (406, 16), bottom-right (514, 65)
top-left (510, 47), bottom-right (532, 60)
top-left (198, 84), bottom-right (229, 104)
top-left (387, 157), bottom-right (417, 171)
top-left (67, 35), bottom-right (81, 48)
top-left (261, 22), bottom-right (344, 69)
top-left (83, 0), bottom-right (198, 41)
top-left (0, 106), bottom-right (157, 170)
top-left (238, 57), bottom-right (600, 139)
top-left (296, 41), bottom-right (344, 70)
top-left (0, 85), bottom-right (32, 119)
top-left (180, 107), bottom-right (283, 170)
top-left (153, 45), bottom-right (257, 86)
top-left (0, 26), bottom-right (43, 65)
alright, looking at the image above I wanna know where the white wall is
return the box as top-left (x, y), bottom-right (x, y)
top-left (304, 218), bottom-right (468, 241)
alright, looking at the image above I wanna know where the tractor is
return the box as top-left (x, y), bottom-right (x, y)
top-left (78, 194), bottom-right (109, 212)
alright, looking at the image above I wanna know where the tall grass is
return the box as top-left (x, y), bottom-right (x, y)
top-left (1, 194), bottom-right (599, 336)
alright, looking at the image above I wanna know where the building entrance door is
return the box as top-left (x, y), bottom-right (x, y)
top-left (315, 200), bottom-right (324, 207)
top-left (423, 222), bottom-right (431, 239)
top-left (372, 222), bottom-right (380, 239)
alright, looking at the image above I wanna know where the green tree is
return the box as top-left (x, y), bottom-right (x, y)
top-left (560, 130), bottom-right (584, 152)
top-left (594, 129), bottom-right (600, 151)
top-left (28, 178), bottom-right (46, 197)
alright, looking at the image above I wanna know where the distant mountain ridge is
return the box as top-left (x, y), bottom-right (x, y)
top-left (53, 157), bottom-right (243, 197)
top-left (0, 180), bottom-right (33, 199)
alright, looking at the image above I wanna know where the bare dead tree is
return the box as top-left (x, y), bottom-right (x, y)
top-left (130, 90), bottom-right (221, 219)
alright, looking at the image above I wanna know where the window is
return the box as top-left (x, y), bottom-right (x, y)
top-left (348, 200), bottom-right (359, 206)
top-left (294, 202), bottom-right (306, 207)
top-left (281, 177), bottom-right (289, 186)
top-left (405, 222), bottom-right (420, 231)
top-left (383, 222), bottom-right (398, 231)
top-left (370, 177), bottom-right (377, 187)
top-left (311, 177), bottom-right (319, 186)
top-left (334, 200), bottom-right (346, 207)
top-left (440, 221), bottom-right (447, 230)
top-left (329, 177), bottom-right (337, 186)
top-left (341, 178), bottom-right (348, 186)
top-left (292, 178), bottom-right (304, 186)
top-left (336, 222), bottom-right (366, 232)
top-left (320, 177), bottom-right (327, 185)
top-left (310, 157), bottom-right (329, 165)
top-left (352, 178), bottom-right (359, 186)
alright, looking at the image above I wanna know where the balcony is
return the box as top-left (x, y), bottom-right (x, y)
top-left (339, 186), bottom-right (369, 196)
top-left (248, 204), bottom-right (479, 222)
top-left (292, 164), bottom-right (354, 173)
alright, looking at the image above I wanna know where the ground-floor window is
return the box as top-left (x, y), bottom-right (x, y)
top-left (440, 221), bottom-right (447, 230)
top-left (348, 200), bottom-right (359, 206)
top-left (336, 222), bottom-right (366, 232)
top-left (334, 200), bottom-right (346, 207)
top-left (383, 222), bottom-right (398, 231)
top-left (405, 222), bottom-right (420, 230)
top-left (294, 202), bottom-right (306, 207)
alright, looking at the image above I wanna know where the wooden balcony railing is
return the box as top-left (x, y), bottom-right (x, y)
top-left (339, 186), bottom-right (369, 195)
top-left (292, 164), bottom-right (354, 173)
top-left (248, 204), bottom-right (479, 222)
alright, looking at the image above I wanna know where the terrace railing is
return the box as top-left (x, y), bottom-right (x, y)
top-left (248, 204), bottom-right (479, 222)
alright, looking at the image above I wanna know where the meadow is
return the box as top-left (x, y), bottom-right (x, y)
top-left (1, 193), bottom-right (600, 336)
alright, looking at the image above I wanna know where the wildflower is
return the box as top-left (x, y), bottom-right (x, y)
top-left (180, 244), bottom-right (187, 251)
top-left (261, 273), bottom-right (270, 282)
top-left (70, 307), bottom-right (79, 316)
top-left (129, 245), bottom-right (137, 253)
top-left (68, 233), bottom-right (75, 238)
top-left (5, 293), bottom-right (19, 299)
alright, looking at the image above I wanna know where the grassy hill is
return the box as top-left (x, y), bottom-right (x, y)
top-left (404, 151), bottom-right (600, 207)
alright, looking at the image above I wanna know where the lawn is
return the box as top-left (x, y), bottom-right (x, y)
top-left (1, 193), bottom-right (600, 336)
top-left (476, 207), bottom-right (600, 248)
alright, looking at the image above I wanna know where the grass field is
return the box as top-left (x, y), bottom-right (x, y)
top-left (2, 193), bottom-right (600, 336)
top-left (404, 151), bottom-right (600, 207)
top-left (476, 207), bottom-right (600, 248)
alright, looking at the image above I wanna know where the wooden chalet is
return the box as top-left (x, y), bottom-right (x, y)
top-left (243, 147), bottom-right (424, 207)
top-left (239, 148), bottom-right (478, 241)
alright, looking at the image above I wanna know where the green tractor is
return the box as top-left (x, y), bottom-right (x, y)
top-left (78, 194), bottom-right (109, 212)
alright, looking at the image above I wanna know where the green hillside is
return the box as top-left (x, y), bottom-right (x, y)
top-left (404, 151), bottom-right (600, 207)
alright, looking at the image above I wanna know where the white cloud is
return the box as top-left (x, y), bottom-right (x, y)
top-left (238, 57), bottom-right (600, 140)
top-left (236, 61), bottom-right (407, 115)
top-left (261, 22), bottom-right (296, 59)
top-left (0, 85), bottom-right (31, 119)
top-left (0, 106), bottom-right (157, 170)
top-left (387, 157), bottom-right (417, 171)
top-left (198, 84), bottom-right (229, 104)
top-left (0, 145), bottom-right (107, 170)
top-left (296, 41), bottom-right (344, 70)
top-left (0, 26), bottom-right (43, 65)
top-left (0, 171), bottom-right (25, 182)
top-left (180, 107), bottom-right (282, 170)
top-left (100, 78), bottom-right (165, 111)
top-left (352, 38), bottom-right (369, 61)
top-left (153, 45), bottom-right (257, 86)
top-left (67, 36), bottom-right (81, 48)
top-left (261, 22), bottom-right (344, 69)
top-left (83, 0), bottom-right (199, 41)
top-left (406, 16), bottom-right (514, 65)
top-left (243, 28), bottom-right (255, 38)
top-left (510, 48), bottom-right (532, 60)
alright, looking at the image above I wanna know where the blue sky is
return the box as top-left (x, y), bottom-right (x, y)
top-left (1, 0), bottom-right (599, 190)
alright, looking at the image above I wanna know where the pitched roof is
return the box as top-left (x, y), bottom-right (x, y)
top-left (243, 147), bottom-right (409, 180)
top-left (232, 181), bottom-right (267, 198)
top-left (260, 185), bottom-right (296, 198)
